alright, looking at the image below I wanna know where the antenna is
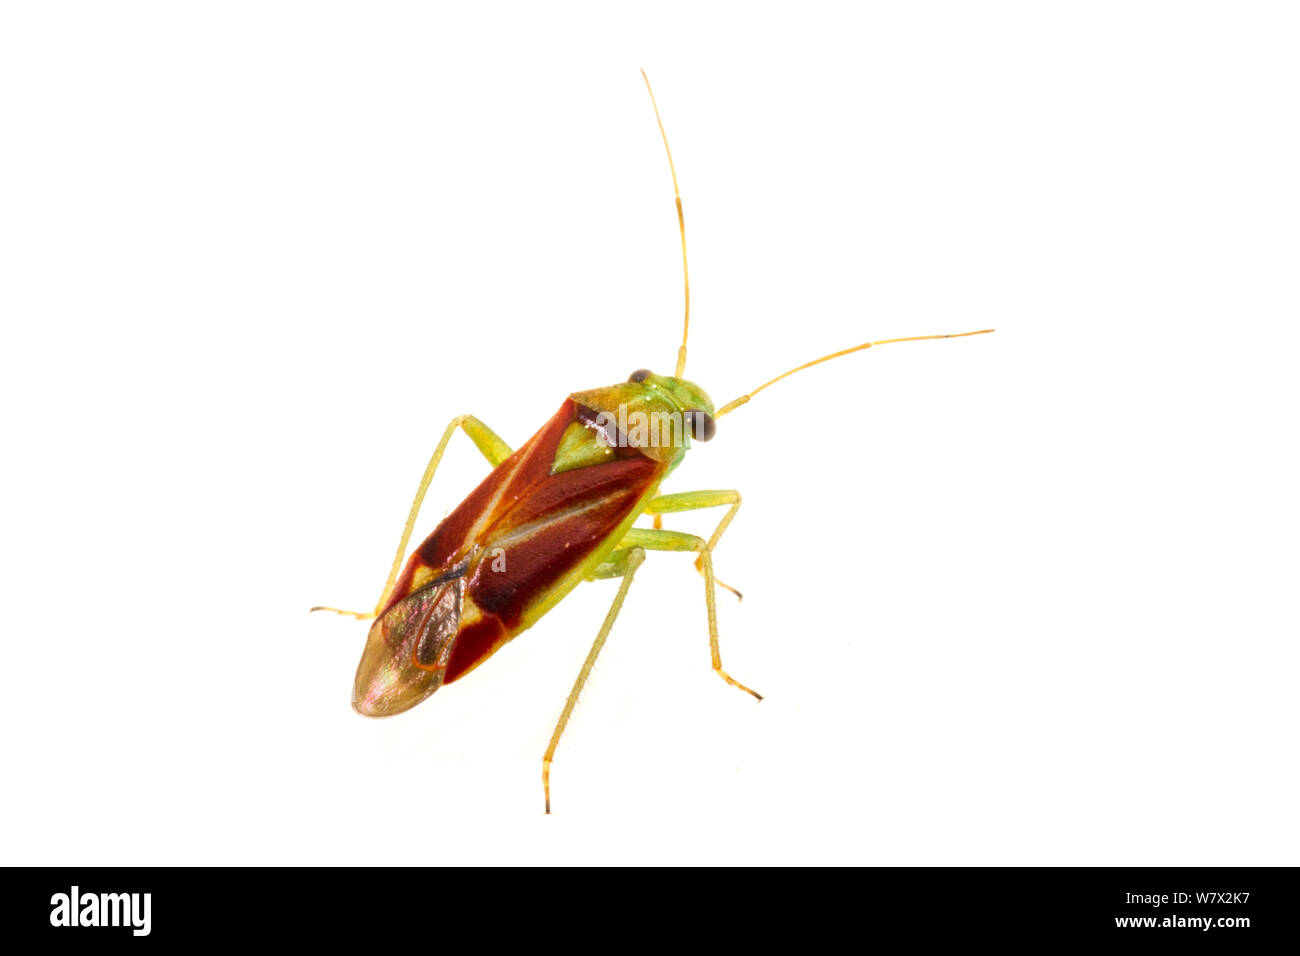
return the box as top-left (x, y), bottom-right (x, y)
top-left (641, 69), bottom-right (691, 378)
top-left (716, 329), bottom-right (995, 417)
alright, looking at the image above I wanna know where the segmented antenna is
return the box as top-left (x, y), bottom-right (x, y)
top-left (716, 329), bottom-right (996, 417)
top-left (641, 69), bottom-right (691, 379)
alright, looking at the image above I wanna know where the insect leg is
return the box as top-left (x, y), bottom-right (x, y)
top-left (587, 547), bottom-right (638, 581)
top-left (644, 489), bottom-right (743, 598)
top-left (618, 520), bottom-right (762, 702)
top-left (310, 416), bottom-right (512, 620)
top-left (543, 546), bottom-right (646, 814)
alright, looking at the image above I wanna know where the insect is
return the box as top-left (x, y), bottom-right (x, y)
top-left (313, 72), bottom-right (992, 812)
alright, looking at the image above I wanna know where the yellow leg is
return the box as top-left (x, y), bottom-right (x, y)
top-left (544, 547), bottom-right (645, 814)
top-left (644, 490), bottom-right (743, 599)
top-left (619, 512), bottom-right (761, 701)
top-left (309, 605), bottom-right (378, 620)
top-left (310, 415), bottom-right (512, 619)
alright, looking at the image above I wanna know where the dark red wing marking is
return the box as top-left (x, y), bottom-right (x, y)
top-left (467, 459), bottom-right (653, 627)
top-left (383, 398), bottom-right (667, 685)
top-left (443, 615), bottom-right (507, 684)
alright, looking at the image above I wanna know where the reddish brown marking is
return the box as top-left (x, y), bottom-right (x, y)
top-left (381, 398), bottom-right (668, 686)
top-left (392, 401), bottom-right (578, 600)
top-left (445, 615), bottom-right (508, 683)
top-left (467, 475), bottom-right (651, 627)
top-left (500, 457), bottom-right (652, 529)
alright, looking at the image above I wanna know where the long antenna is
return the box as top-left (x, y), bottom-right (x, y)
top-left (715, 329), bottom-right (995, 417)
top-left (641, 69), bottom-right (691, 379)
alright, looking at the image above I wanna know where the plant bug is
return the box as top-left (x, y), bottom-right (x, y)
top-left (313, 71), bottom-right (993, 813)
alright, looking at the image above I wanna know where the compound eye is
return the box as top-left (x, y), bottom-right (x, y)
top-left (628, 369), bottom-right (653, 383)
top-left (684, 408), bottom-right (717, 442)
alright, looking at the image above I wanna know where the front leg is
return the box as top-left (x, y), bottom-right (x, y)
top-left (618, 517), bottom-right (761, 702)
top-left (645, 490), bottom-right (743, 598)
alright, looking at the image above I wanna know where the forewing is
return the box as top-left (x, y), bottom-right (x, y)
top-left (352, 576), bottom-right (465, 717)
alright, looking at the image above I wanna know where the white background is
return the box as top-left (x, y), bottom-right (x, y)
top-left (2, 2), bottom-right (1297, 866)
